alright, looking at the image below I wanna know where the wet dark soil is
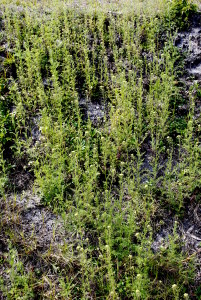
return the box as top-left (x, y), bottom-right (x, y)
top-left (176, 13), bottom-right (201, 78)
top-left (79, 97), bottom-right (106, 126)
top-left (175, 12), bottom-right (201, 120)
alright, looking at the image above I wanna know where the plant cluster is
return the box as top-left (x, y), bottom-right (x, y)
top-left (0, 0), bottom-right (200, 299)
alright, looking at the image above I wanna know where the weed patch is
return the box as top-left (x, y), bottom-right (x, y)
top-left (0, 1), bottom-right (201, 299)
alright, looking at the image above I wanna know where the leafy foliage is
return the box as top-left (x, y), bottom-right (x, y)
top-left (0, 0), bottom-right (200, 299)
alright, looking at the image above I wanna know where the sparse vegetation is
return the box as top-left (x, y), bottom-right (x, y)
top-left (0, 0), bottom-right (201, 299)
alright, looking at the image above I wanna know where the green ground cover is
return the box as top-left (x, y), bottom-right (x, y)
top-left (0, 0), bottom-right (201, 299)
